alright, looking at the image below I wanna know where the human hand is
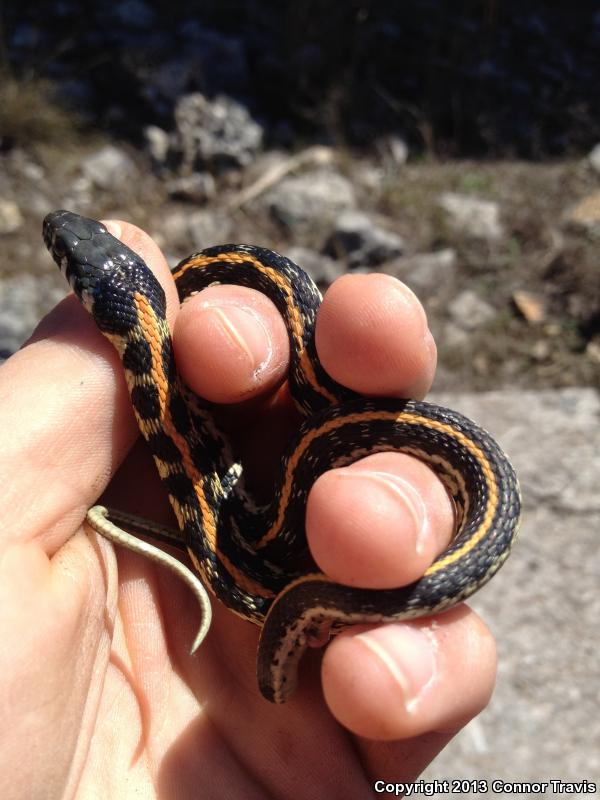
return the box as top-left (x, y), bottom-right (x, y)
top-left (0, 220), bottom-right (497, 798)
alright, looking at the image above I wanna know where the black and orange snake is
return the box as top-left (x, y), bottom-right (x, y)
top-left (43, 210), bottom-right (520, 703)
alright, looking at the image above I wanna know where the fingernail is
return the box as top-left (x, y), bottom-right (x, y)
top-left (338, 470), bottom-right (428, 554)
top-left (202, 304), bottom-right (272, 374)
top-left (355, 625), bottom-right (437, 712)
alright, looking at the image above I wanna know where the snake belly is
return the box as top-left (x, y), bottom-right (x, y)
top-left (43, 210), bottom-right (521, 703)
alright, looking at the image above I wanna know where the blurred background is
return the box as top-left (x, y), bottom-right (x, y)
top-left (0, 0), bottom-right (598, 791)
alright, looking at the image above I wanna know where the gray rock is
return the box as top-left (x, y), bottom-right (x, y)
top-left (186, 209), bottom-right (234, 250)
top-left (383, 249), bottom-right (457, 295)
top-left (5, 148), bottom-right (45, 183)
top-left (151, 210), bottom-right (190, 256)
top-left (284, 247), bottom-right (344, 287)
top-left (352, 162), bottom-right (385, 192)
top-left (422, 389), bottom-right (600, 783)
top-left (0, 272), bottom-right (66, 356)
top-left (20, 160), bottom-right (45, 183)
top-left (442, 321), bottom-right (470, 349)
top-left (80, 145), bottom-right (137, 189)
top-left (324, 210), bottom-right (405, 268)
top-left (144, 125), bottom-right (170, 164)
top-left (448, 289), bottom-right (496, 330)
top-left (0, 200), bottom-right (23, 234)
top-left (438, 191), bottom-right (504, 240)
top-left (588, 142), bottom-right (600, 174)
top-left (263, 169), bottom-right (356, 232)
top-left (60, 177), bottom-right (95, 210)
top-left (152, 208), bottom-right (234, 256)
top-left (173, 93), bottom-right (263, 172)
top-left (167, 172), bottom-right (216, 204)
top-left (375, 133), bottom-right (409, 166)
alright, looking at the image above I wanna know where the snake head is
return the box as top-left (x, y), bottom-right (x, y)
top-left (43, 210), bottom-right (166, 335)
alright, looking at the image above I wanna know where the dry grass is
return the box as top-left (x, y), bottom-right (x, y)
top-left (0, 76), bottom-right (80, 147)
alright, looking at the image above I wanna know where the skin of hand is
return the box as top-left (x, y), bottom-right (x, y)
top-left (0, 220), bottom-right (497, 799)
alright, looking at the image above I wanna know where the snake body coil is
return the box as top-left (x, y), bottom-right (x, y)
top-left (44, 210), bottom-right (520, 703)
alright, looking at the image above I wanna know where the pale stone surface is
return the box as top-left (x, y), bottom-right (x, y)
top-left (421, 388), bottom-right (600, 787)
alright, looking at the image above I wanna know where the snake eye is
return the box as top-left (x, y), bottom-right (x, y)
top-left (53, 237), bottom-right (66, 259)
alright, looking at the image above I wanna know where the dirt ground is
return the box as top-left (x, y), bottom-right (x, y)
top-left (1, 143), bottom-right (599, 392)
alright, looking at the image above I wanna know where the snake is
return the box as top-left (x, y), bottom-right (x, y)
top-left (43, 209), bottom-right (521, 704)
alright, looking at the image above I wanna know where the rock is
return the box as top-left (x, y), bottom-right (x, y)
top-left (144, 125), bottom-right (170, 164)
top-left (352, 162), bottom-right (385, 192)
top-left (324, 210), bottom-right (405, 268)
top-left (531, 339), bottom-right (552, 361)
top-left (186, 210), bottom-right (234, 250)
top-left (173, 93), bottom-right (263, 172)
top-left (0, 273), bottom-right (66, 357)
top-left (565, 191), bottom-right (600, 232)
top-left (228, 147), bottom-right (335, 211)
top-left (588, 143), bottom-right (600, 174)
top-left (421, 389), bottom-right (600, 781)
top-left (152, 210), bottom-right (190, 252)
top-left (167, 173), bottom-right (216, 204)
top-left (433, 387), bottom-right (600, 517)
top-left (586, 338), bottom-right (600, 363)
top-left (20, 160), bottom-right (45, 183)
top-left (6, 148), bottom-right (45, 182)
top-left (448, 289), bottom-right (496, 330)
top-left (375, 134), bottom-right (409, 166)
top-left (382, 249), bottom-right (457, 295)
top-left (0, 200), bottom-right (24, 234)
top-left (442, 322), bottom-right (470, 349)
top-left (262, 169), bottom-right (356, 232)
top-left (438, 192), bottom-right (504, 240)
top-left (80, 144), bottom-right (137, 189)
top-left (284, 247), bottom-right (344, 287)
top-left (153, 208), bottom-right (234, 254)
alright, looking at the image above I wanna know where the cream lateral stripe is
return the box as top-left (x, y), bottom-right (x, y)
top-left (257, 410), bottom-right (499, 571)
top-left (175, 253), bottom-right (337, 404)
top-left (188, 548), bottom-right (213, 590)
top-left (260, 572), bottom-right (327, 630)
top-left (132, 293), bottom-right (218, 549)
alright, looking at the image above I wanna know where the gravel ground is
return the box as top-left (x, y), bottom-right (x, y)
top-left (420, 388), bottom-right (599, 796)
